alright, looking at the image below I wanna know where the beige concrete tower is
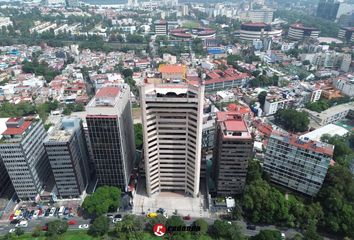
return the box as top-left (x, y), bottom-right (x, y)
top-left (140, 83), bottom-right (204, 197)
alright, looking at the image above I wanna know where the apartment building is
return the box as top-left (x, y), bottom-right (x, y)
top-left (0, 117), bottom-right (52, 200)
top-left (333, 77), bottom-right (354, 97)
top-left (263, 96), bottom-right (293, 115)
top-left (86, 85), bottom-right (135, 191)
top-left (338, 27), bottom-right (354, 43)
top-left (140, 83), bottom-right (204, 197)
top-left (213, 112), bottom-right (253, 196)
top-left (44, 117), bottom-right (90, 198)
top-left (264, 131), bottom-right (334, 196)
top-left (154, 20), bottom-right (168, 36)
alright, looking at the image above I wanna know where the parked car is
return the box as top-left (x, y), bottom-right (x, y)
top-left (10, 219), bottom-right (20, 225)
top-left (33, 210), bottom-right (39, 219)
top-left (41, 225), bottom-right (48, 231)
top-left (146, 212), bottom-right (157, 218)
top-left (156, 208), bottom-right (165, 214)
top-left (9, 214), bottom-right (14, 221)
top-left (281, 233), bottom-right (286, 240)
top-left (68, 220), bottom-right (77, 225)
top-left (44, 208), bottom-right (50, 217)
top-left (8, 229), bottom-right (15, 233)
top-left (15, 220), bottom-right (28, 228)
top-left (183, 215), bottom-right (191, 220)
top-left (78, 224), bottom-right (89, 229)
top-left (49, 207), bottom-right (56, 217)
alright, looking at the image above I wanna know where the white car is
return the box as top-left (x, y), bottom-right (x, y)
top-left (281, 233), bottom-right (286, 240)
top-left (79, 224), bottom-right (89, 229)
top-left (49, 207), bottom-right (56, 217)
top-left (9, 229), bottom-right (15, 233)
top-left (112, 218), bottom-right (122, 223)
top-left (15, 220), bottom-right (28, 228)
top-left (32, 210), bottom-right (39, 219)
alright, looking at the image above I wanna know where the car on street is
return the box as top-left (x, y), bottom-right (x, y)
top-left (156, 208), bottom-right (165, 214)
top-left (183, 215), bottom-right (191, 220)
top-left (247, 224), bottom-right (256, 230)
top-left (42, 225), bottom-right (48, 231)
top-left (10, 219), bottom-right (20, 225)
top-left (44, 208), bottom-right (50, 217)
top-left (68, 220), bottom-right (77, 225)
top-left (9, 229), bottom-right (15, 233)
top-left (79, 224), bottom-right (89, 229)
top-left (15, 220), bottom-right (28, 228)
top-left (9, 214), bottom-right (14, 221)
top-left (147, 212), bottom-right (158, 218)
top-left (49, 207), bottom-right (56, 217)
top-left (281, 233), bottom-right (286, 240)
top-left (33, 210), bottom-right (39, 219)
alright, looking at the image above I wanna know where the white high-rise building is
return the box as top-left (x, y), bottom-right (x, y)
top-left (140, 83), bottom-right (204, 197)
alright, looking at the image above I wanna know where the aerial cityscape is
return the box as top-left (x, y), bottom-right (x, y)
top-left (0, 0), bottom-right (353, 239)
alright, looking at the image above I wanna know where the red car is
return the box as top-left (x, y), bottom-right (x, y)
top-left (68, 220), bottom-right (77, 225)
top-left (41, 226), bottom-right (48, 231)
top-left (183, 215), bottom-right (191, 220)
top-left (9, 214), bottom-right (14, 221)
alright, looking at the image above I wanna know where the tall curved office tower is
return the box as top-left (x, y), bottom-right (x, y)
top-left (140, 83), bottom-right (204, 197)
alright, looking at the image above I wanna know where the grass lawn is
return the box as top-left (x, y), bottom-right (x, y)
top-left (14, 230), bottom-right (98, 240)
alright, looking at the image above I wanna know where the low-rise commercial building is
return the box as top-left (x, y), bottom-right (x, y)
top-left (304, 102), bottom-right (354, 126)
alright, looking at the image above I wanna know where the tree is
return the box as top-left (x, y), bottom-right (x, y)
top-left (192, 219), bottom-right (208, 235)
top-left (122, 68), bottom-right (133, 78)
top-left (146, 214), bottom-right (167, 231)
top-left (274, 109), bottom-right (309, 132)
top-left (14, 228), bottom-right (24, 236)
top-left (47, 220), bottom-right (68, 236)
top-left (134, 123), bottom-right (143, 150)
top-left (166, 215), bottom-right (185, 228)
top-left (258, 91), bottom-right (267, 108)
top-left (210, 220), bottom-right (231, 239)
top-left (114, 215), bottom-right (144, 239)
top-left (32, 225), bottom-right (42, 237)
top-left (304, 220), bottom-right (323, 240)
top-left (82, 186), bottom-right (121, 216)
top-left (88, 215), bottom-right (109, 237)
top-left (251, 230), bottom-right (282, 240)
top-left (305, 100), bottom-right (330, 113)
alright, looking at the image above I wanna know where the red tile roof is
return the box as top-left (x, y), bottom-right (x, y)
top-left (95, 87), bottom-right (120, 98)
top-left (2, 121), bottom-right (31, 135)
top-left (159, 65), bottom-right (185, 74)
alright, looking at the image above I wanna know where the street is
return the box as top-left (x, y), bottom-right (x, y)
top-left (0, 212), bottom-right (303, 239)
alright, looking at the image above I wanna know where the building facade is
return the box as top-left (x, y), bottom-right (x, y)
top-left (264, 132), bottom-right (334, 196)
top-left (140, 83), bottom-right (204, 197)
top-left (316, 0), bottom-right (340, 21)
top-left (239, 22), bottom-right (282, 41)
top-left (154, 20), bottom-right (168, 36)
top-left (86, 85), bottom-right (135, 191)
top-left (0, 156), bottom-right (12, 196)
top-left (288, 23), bottom-right (320, 40)
top-left (338, 27), bottom-right (354, 43)
top-left (0, 117), bottom-right (52, 200)
top-left (213, 112), bottom-right (253, 196)
top-left (44, 117), bottom-right (90, 198)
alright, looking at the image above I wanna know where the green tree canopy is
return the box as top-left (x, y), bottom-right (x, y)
top-left (47, 220), bottom-right (68, 236)
top-left (88, 215), bottom-right (109, 237)
top-left (82, 186), bottom-right (121, 216)
top-left (134, 123), bottom-right (143, 150)
top-left (114, 215), bottom-right (144, 239)
top-left (251, 230), bottom-right (282, 240)
top-left (274, 109), bottom-right (309, 132)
